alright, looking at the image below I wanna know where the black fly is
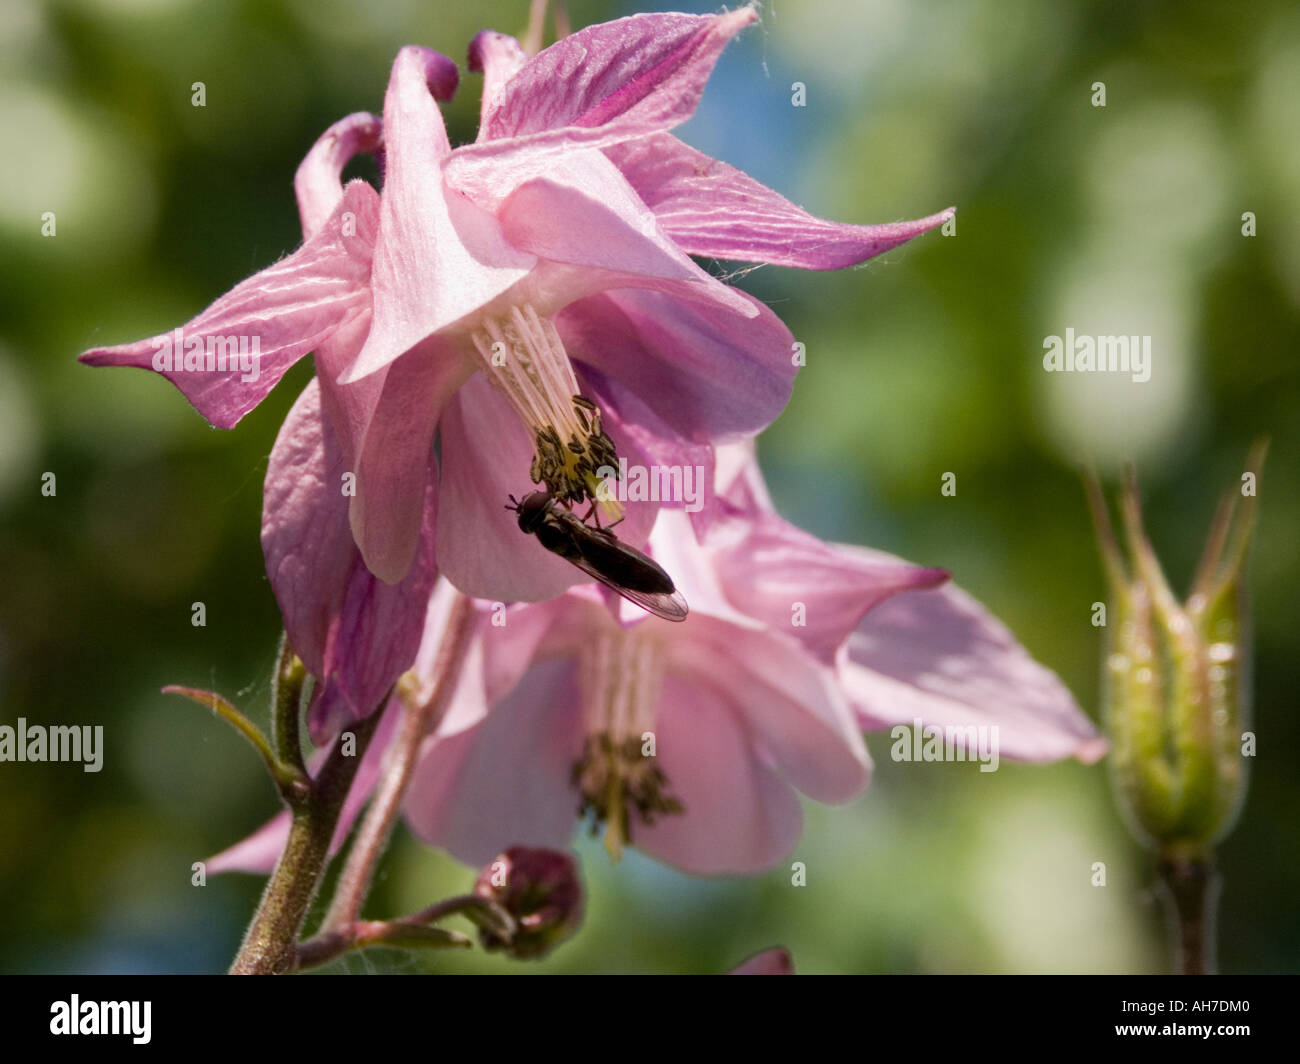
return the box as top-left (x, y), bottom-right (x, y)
top-left (507, 490), bottom-right (688, 622)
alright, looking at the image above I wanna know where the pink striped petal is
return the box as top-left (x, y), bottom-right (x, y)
top-left (556, 286), bottom-right (796, 442)
top-left (840, 546), bottom-right (1108, 765)
top-left (79, 180), bottom-right (379, 429)
top-left (344, 46), bottom-right (533, 385)
top-left (607, 133), bottom-right (955, 269)
top-left (477, 10), bottom-right (754, 142)
top-left (712, 508), bottom-right (949, 663)
top-left (262, 378), bottom-right (438, 733)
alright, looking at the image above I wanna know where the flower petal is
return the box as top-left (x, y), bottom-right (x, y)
top-left (434, 372), bottom-right (660, 601)
top-left (669, 616), bottom-right (871, 804)
top-left (468, 10), bottom-right (755, 148)
top-left (404, 657), bottom-right (585, 867)
top-left (631, 672), bottom-right (803, 875)
top-left (467, 30), bottom-right (527, 134)
top-left (712, 508), bottom-right (950, 663)
top-left (495, 152), bottom-right (755, 318)
top-left (575, 361), bottom-right (715, 516)
top-left (839, 546), bottom-right (1108, 765)
top-left (80, 180), bottom-right (379, 429)
top-left (263, 377), bottom-right (438, 734)
top-left (295, 112), bottom-right (382, 238)
top-left (344, 46), bottom-right (534, 384)
top-left (606, 132), bottom-right (955, 269)
top-left (347, 335), bottom-right (468, 585)
top-left (557, 285), bottom-right (796, 442)
top-left (730, 947), bottom-right (795, 975)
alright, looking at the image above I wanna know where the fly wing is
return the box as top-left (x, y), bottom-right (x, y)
top-left (565, 526), bottom-right (689, 623)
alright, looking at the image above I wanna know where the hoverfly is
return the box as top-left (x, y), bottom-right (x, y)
top-left (507, 490), bottom-right (688, 622)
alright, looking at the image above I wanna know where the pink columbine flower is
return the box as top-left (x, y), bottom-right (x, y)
top-left (397, 454), bottom-right (1104, 873)
top-left (212, 448), bottom-right (1104, 878)
top-left (80, 11), bottom-right (953, 605)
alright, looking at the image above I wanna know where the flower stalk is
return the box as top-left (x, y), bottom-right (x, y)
top-left (1085, 441), bottom-right (1265, 974)
top-left (228, 707), bottom-right (382, 974)
top-left (318, 591), bottom-right (475, 938)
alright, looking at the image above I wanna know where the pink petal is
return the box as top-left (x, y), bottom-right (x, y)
top-left (294, 112), bottom-right (383, 238)
top-left (556, 286), bottom-right (796, 442)
top-left (262, 378), bottom-right (439, 732)
top-left (347, 335), bottom-right (469, 585)
top-left (839, 546), bottom-right (1108, 765)
top-left (344, 46), bottom-right (534, 384)
top-left (470, 10), bottom-right (756, 146)
top-left (404, 658), bottom-right (585, 868)
top-left (206, 809), bottom-right (291, 876)
top-left (730, 947), bottom-right (796, 975)
top-left (668, 616), bottom-right (871, 804)
top-left (576, 362), bottom-right (715, 517)
top-left (494, 154), bottom-right (756, 318)
top-left (434, 372), bottom-right (659, 602)
top-left (467, 30), bottom-right (527, 133)
top-left (642, 509), bottom-right (759, 627)
top-left (314, 314), bottom-right (384, 472)
top-left (711, 507), bottom-right (950, 663)
top-left (80, 180), bottom-right (379, 429)
top-left (715, 440), bottom-right (774, 513)
top-left (606, 133), bottom-right (955, 269)
top-left (630, 672), bottom-right (803, 875)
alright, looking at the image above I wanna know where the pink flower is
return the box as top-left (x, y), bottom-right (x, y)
top-left (79, 11), bottom-right (952, 601)
top-left (213, 447), bottom-right (1104, 878)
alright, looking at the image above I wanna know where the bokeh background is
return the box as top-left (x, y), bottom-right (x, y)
top-left (1, 0), bottom-right (1296, 974)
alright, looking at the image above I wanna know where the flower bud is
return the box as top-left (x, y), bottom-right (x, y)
top-left (730, 947), bottom-right (795, 975)
top-left (1084, 443), bottom-right (1264, 857)
top-left (472, 847), bottom-right (583, 960)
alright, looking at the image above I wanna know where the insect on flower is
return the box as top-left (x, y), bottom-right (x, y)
top-left (507, 490), bottom-right (688, 622)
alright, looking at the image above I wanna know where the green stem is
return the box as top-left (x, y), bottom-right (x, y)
top-left (294, 895), bottom-right (512, 971)
top-left (163, 685), bottom-right (307, 799)
top-left (1156, 850), bottom-right (1218, 975)
top-left (271, 634), bottom-right (307, 775)
top-left (318, 592), bottom-right (474, 936)
top-left (228, 710), bottom-right (382, 975)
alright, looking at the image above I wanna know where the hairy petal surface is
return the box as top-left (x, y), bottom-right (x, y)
top-left (80, 181), bottom-right (379, 429)
top-left (606, 132), bottom-right (955, 269)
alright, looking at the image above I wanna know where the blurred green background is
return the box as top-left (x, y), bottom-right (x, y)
top-left (1, 0), bottom-right (1296, 974)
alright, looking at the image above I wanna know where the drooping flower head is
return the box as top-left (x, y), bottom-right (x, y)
top-left (80, 10), bottom-right (953, 604)
top-left (212, 446), bottom-right (1104, 879)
